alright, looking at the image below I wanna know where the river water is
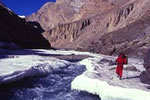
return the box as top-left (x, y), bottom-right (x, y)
top-left (0, 63), bottom-right (100, 100)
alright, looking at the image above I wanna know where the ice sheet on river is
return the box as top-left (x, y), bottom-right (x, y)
top-left (0, 55), bottom-right (70, 84)
top-left (72, 57), bottom-right (150, 100)
top-left (0, 49), bottom-right (150, 100)
top-left (0, 48), bottom-right (95, 85)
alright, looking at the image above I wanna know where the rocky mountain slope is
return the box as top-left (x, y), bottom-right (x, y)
top-left (26, 0), bottom-right (115, 30)
top-left (0, 3), bottom-right (51, 49)
top-left (40, 0), bottom-right (150, 58)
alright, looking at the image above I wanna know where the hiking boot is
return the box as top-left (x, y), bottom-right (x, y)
top-left (119, 77), bottom-right (122, 80)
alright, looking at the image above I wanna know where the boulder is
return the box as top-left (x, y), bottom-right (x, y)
top-left (140, 49), bottom-right (150, 84)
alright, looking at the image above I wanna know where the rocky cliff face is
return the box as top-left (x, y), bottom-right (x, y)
top-left (0, 3), bottom-right (51, 49)
top-left (26, 0), bottom-right (114, 30)
top-left (42, 18), bottom-right (91, 48)
top-left (42, 0), bottom-right (150, 58)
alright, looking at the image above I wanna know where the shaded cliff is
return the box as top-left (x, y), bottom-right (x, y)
top-left (0, 3), bottom-right (51, 49)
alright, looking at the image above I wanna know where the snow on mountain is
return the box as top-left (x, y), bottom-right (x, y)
top-left (70, 0), bottom-right (84, 12)
top-left (18, 15), bottom-right (26, 18)
top-left (18, 15), bottom-right (25, 18)
top-left (71, 56), bottom-right (150, 100)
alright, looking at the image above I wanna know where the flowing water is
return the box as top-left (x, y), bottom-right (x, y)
top-left (0, 64), bottom-right (100, 100)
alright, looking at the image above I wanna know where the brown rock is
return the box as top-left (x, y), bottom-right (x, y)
top-left (26, 0), bottom-right (114, 30)
top-left (39, 0), bottom-right (150, 58)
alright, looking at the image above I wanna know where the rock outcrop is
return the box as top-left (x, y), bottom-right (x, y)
top-left (140, 49), bottom-right (150, 84)
top-left (42, 18), bottom-right (91, 48)
top-left (0, 3), bottom-right (51, 49)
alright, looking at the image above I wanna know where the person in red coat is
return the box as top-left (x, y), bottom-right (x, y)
top-left (116, 53), bottom-right (127, 80)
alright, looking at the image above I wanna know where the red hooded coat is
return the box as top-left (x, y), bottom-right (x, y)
top-left (116, 55), bottom-right (127, 77)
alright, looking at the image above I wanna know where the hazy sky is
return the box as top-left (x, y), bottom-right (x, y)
top-left (1, 0), bottom-right (56, 16)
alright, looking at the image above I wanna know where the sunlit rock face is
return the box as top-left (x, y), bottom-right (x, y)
top-left (41, 0), bottom-right (150, 57)
top-left (0, 3), bottom-right (51, 49)
top-left (26, 0), bottom-right (113, 30)
top-left (26, 0), bottom-right (150, 58)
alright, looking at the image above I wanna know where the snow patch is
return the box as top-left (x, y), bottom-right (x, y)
top-left (79, 57), bottom-right (103, 72)
top-left (72, 73), bottom-right (150, 100)
top-left (72, 56), bottom-right (149, 100)
top-left (18, 15), bottom-right (25, 18)
top-left (70, 0), bottom-right (84, 12)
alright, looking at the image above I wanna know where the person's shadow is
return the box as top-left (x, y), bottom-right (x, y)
top-left (122, 76), bottom-right (140, 80)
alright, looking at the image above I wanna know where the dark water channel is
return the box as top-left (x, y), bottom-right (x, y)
top-left (0, 63), bottom-right (100, 100)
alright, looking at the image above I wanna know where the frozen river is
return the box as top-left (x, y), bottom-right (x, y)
top-left (0, 49), bottom-right (149, 100)
top-left (0, 61), bottom-right (100, 100)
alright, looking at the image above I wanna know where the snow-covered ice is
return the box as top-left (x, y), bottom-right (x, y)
top-left (0, 48), bottom-right (150, 100)
top-left (0, 54), bottom-right (70, 84)
top-left (0, 49), bottom-right (100, 100)
top-left (72, 73), bottom-right (150, 100)
top-left (0, 49), bottom-right (96, 85)
top-left (72, 56), bottom-right (150, 100)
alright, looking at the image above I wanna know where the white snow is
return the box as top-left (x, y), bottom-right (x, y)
top-left (70, 0), bottom-right (84, 12)
top-left (18, 15), bottom-right (25, 18)
top-left (79, 57), bottom-right (103, 72)
top-left (0, 55), bottom-right (70, 84)
top-left (0, 49), bottom-right (97, 85)
top-left (72, 73), bottom-right (150, 100)
top-left (32, 49), bottom-right (94, 56)
top-left (0, 49), bottom-right (99, 85)
top-left (71, 56), bottom-right (150, 100)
